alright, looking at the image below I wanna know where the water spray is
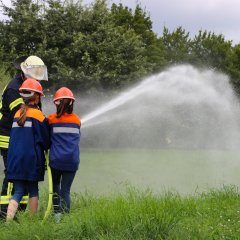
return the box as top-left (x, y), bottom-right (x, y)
top-left (81, 76), bottom-right (156, 126)
top-left (80, 65), bottom-right (240, 149)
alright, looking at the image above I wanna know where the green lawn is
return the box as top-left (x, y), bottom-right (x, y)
top-left (1, 149), bottom-right (240, 239)
top-left (1, 186), bottom-right (240, 239)
top-left (73, 148), bottom-right (240, 195)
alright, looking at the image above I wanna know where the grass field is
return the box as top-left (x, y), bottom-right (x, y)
top-left (1, 149), bottom-right (240, 239)
top-left (1, 186), bottom-right (240, 239)
top-left (71, 148), bottom-right (240, 195)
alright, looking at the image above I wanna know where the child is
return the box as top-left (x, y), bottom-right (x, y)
top-left (6, 78), bottom-right (50, 221)
top-left (48, 87), bottom-right (81, 219)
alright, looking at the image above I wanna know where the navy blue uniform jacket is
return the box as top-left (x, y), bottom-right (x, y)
top-left (48, 113), bottom-right (81, 172)
top-left (0, 75), bottom-right (24, 149)
top-left (7, 107), bottom-right (50, 181)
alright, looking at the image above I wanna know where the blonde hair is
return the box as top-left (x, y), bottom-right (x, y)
top-left (17, 105), bottom-right (29, 126)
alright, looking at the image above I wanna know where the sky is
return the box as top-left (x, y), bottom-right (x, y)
top-left (1, 0), bottom-right (240, 44)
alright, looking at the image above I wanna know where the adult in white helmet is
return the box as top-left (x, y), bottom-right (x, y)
top-left (17, 55), bottom-right (48, 81)
top-left (0, 55), bottom-right (48, 219)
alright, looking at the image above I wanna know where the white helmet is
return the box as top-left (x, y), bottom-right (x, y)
top-left (20, 56), bottom-right (48, 81)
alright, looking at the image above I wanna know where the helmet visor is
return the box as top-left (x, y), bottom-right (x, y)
top-left (22, 65), bottom-right (48, 81)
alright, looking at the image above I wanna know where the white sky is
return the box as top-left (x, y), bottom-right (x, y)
top-left (1, 0), bottom-right (240, 44)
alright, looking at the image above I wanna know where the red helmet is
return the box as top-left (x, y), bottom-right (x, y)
top-left (53, 87), bottom-right (75, 102)
top-left (19, 78), bottom-right (44, 96)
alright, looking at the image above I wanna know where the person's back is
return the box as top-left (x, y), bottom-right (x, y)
top-left (0, 56), bottom-right (48, 219)
top-left (0, 74), bottom-right (25, 218)
top-left (48, 87), bottom-right (81, 220)
top-left (0, 75), bottom-right (24, 148)
top-left (6, 78), bottom-right (50, 221)
top-left (48, 112), bottom-right (80, 171)
top-left (7, 107), bottom-right (49, 181)
top-left (0, 55), bottom-right (48, 150)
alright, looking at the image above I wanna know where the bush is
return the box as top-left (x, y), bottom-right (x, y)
top-left (0, 64), bottom-right (10, 91)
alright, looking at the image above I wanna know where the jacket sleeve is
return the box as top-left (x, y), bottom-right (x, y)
top-left (4, 88), bottom-right (24, 117)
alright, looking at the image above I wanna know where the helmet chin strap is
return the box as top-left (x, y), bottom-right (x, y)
top-left (22, 93), bottom-right (40, 105)
top-left (20, 92), bottom-right (35, 98)
top-left (54, 99), bottom-right (73, 106)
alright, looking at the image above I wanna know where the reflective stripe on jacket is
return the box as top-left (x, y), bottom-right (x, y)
top-left (0, 75), bottom-right (24, 149)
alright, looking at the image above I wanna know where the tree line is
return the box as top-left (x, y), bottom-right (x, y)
top-left (0, 0), bottom-right (240, 95)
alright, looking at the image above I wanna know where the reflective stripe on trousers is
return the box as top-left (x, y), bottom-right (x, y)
top-left (0, 195), bottom-right (29, 204)
top-left (0, 135), bottom-right (9, 149)
top-left (0, 182), bottom-right (29, 205)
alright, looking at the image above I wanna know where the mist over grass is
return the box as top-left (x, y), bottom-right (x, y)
top-left (1, 186), bottom-right (240, 239)
top-left (67, 148), bottom-right (240, 196)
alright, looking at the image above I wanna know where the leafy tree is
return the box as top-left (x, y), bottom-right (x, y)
top-left (191, 30), bottom-right (232, 71)
top-left (226, 44), bottom-right (240, 94)
top-left (110, 3), bottom-right (155, 45)
top-left (1, 0), bottom-right (240, 95)
top-left (40, 0), bottom-right (148, 90)
top-left (0, 0), bottom-right (44, 69)
top-left (35, 0), bottom-right (85, 89)
top-left (161, 26), bottom-right (192, 65)
top-left (0, 63), bottom-right (10, 90)
top-left (0, 0), bottom-right (150, 91)
top-left (110, 3), bottom-right (166, 73)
